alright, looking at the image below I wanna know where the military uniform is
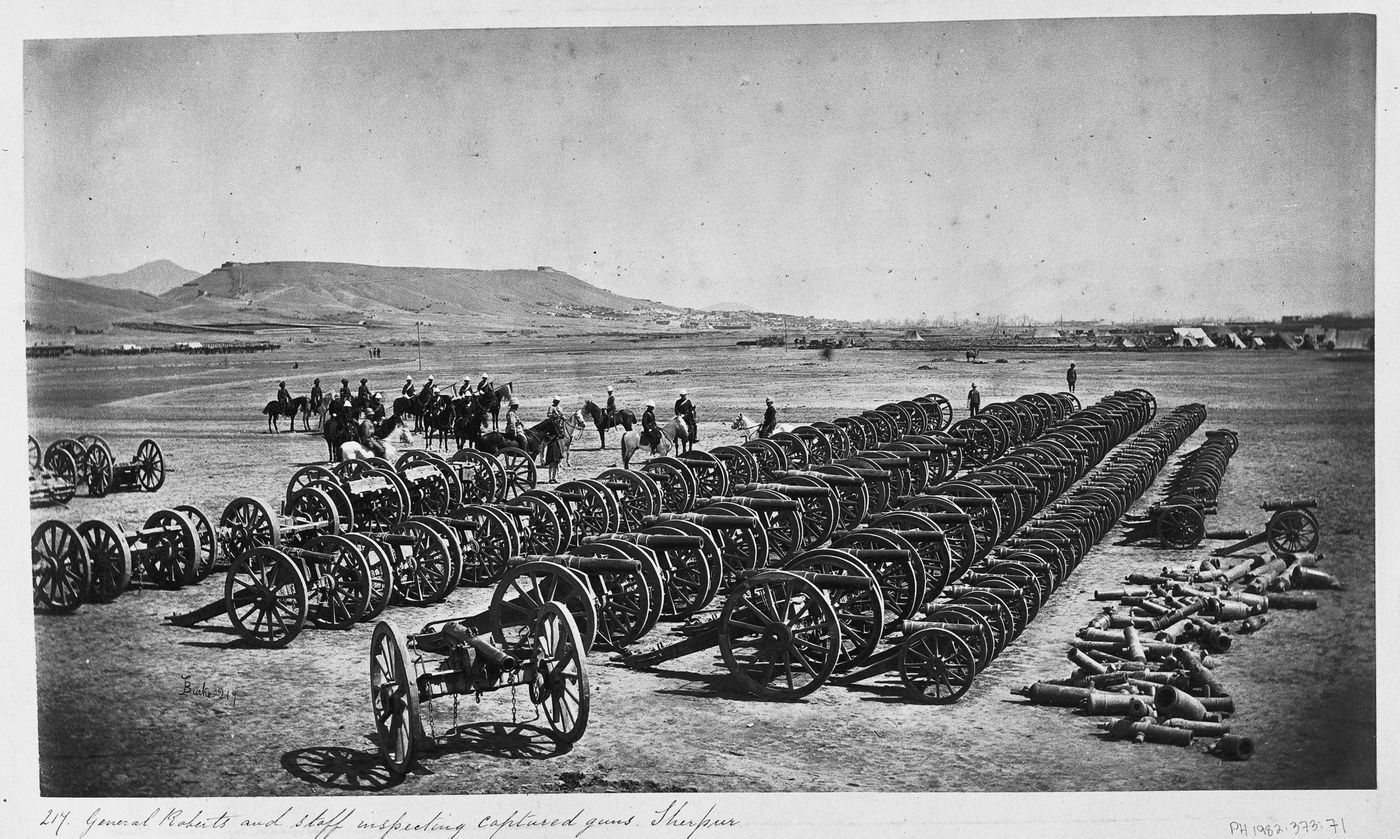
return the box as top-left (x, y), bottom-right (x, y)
top-left (675, 394), bottom-right (697, 443)
top-left (641, 405), bottom-right (659, 450)
top-left (759, 402), bottom-right (777, 439)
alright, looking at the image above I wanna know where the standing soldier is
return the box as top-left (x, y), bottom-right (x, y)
top-left (675, 389), bottom-right (697, 451)
top-left (641, 399), bottom-right (659, 453)
top-left (1066, 363), bottom-right (1077, 393)
top-left (310, 377), bottom-right (323, 412)
top-left (758, 397), bottom-right (778, 439)
top-left (968, 382), bottom-right (980, 417)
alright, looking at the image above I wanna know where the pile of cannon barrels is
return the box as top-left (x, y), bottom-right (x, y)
top-left (1014, 424), bottom-right (1340, 760)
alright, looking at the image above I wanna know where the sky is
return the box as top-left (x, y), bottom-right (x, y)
top-left (23, 15), bottom-right (1375, 322)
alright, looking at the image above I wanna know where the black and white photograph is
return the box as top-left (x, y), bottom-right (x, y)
top-left (7, 0), bottom-right (1392, 834)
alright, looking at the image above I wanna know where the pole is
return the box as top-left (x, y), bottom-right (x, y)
top-left (417, 322), bottom-right (422, 371)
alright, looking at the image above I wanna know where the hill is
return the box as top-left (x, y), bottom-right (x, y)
top-left (702, 300), bottom-right (757, 312)
top-left (159, 261), bottom-right (674, 329)
top-left (24, 269), bottom-right (172, 332)
top-left (73, 260), bottom-right (201, 296)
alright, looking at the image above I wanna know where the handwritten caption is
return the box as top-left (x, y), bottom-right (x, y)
top-left (40, 800), bottom-right (739, 839)
top-left (1228, 819), bottom-right (1348, 836)
top-left (179, 675), bottom-right (237, 708)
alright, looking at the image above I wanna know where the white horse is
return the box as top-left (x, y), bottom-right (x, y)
top-left (730, 412), bottom-right (795, 441)
top-left (561, 410), bottom-right (587, 467)
top-left (621, 415), bottom-right (689, 469)
top-left (340, 425), bottom-right (416, 464)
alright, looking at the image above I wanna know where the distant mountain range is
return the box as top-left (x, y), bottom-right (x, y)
top-left (25, 260), bottom-right (677, 334)
top-left (701, 301), bottom-right (757, 312)
top-left (73, 259), bottom-right (201, 296)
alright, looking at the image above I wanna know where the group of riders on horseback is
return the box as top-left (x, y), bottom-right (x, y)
top-left (267, 371), bottom-right (782, 471)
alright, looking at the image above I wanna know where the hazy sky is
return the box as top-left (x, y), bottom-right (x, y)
top-left (24, 15), bottom-right (1374, 321)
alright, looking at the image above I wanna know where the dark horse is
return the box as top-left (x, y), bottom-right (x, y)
top-left (476, 383), bottom-right (512, 432)
top-left (414, 393), bottom-right (458, 450)
top-left (471, 416), bottom-right (561, 462)
top-left (582, 399), bottom-right (636, 449)
top-left (263, 396), bottom-right (312, 433)
top-left (392, 388), bottom-right (443, 432)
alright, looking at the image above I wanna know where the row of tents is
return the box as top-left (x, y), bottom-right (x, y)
top-left (1155, 327), bottom-right (1375, 351)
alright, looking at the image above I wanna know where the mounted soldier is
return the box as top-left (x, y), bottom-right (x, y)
top-left (402, 376), bottom-right (416, 399)
top-left (758, 397), bottom-right (778, 439)
top-left (674, 389), bottom-right (697, 452)
top-left (357, 377), bottom-right (372, 402)
top-left (605, 385), bottom-right (617, 425)
top-left (641, 400), bottom-right (660, 452)
top-left (339, 378), bottom-right (352, 401)
top-left (504, 399), bottom-right (528, 451)
top-left (355, 405), bottom-right (386, 458)
top-left (276, 380), bottom-right (291, 409)
top-left (421, 375), bottom-right (437, 402)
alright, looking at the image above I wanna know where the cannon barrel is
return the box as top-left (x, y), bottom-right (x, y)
top-left (774, 469), bottom-right (866, 486)
top-left (284, 547), bottom-right (339, 563)
top-left (380, 534), bottom-right (417, 546)
top-left (497, 504), bottom-right (536, 517)
top-left (698, 496), bottom-right (802, 511)
top-left (586, 533), bottom-right (703, 549)
top-left (1261, 498), bottom-right (1318, 511)
top-left (838, 467), bottom-right (894, 481)
top-left (437, 517), bottom-right (479, 529)
top-left (839, 548), bottom-right (917, 561)
top-left (733, 482), bottom-right (837, 498)
top-left (902, 620), bottom-right (981, 636)
top-left (740, 569), bottom-right (873, 591)
top-left (515, 554), bottom-right (643, 573)
top-left (643, 513), bottom-right (759, 529)
top-left (853, 453), bottom-right (913, 466)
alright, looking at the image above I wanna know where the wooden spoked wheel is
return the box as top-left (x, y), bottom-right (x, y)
top-left (556, 480), bottom-right (621, 542)
top-left (400, 465), bottom-right (454, 517)
top-left (782, 551), bottom-right (885, 670)
top-left (838, 455), bottom-right (890, 515)
top-left (768, 432), bottom-right (811, 471)
top-left (354, 474), bottom-right (407, 533)
top-left (387, 519), bottom-right (453, 606)
top-left (285, 465), bottom-right (341, 512)
top-left (776, 475), bottom-right (839, 548)
top-left (1056, 391), bottom-right (1082, 413)
top-left (81, 442), bottom-right (114, 498)
top-left (224, 546), bottom-right (308, 647)
top-left (897, 494), bottom-right (980, 577)
top-left (638, 522), bottom-right (719, 619)
top-left (812, 421), bottom-right (852, 460)
top-left (518, 490), bottom-right (574, 552)
top-left (739, 488), bottom-right (806, 562)
top-left (830, 528), bottom-right (927, 620)
top-left (947, 418), bottom-right (999, 468)
top-left (874, 404), bottom-right (911, 437)
top-left (812, 463), bottom-right (870, 530)
top-left (899, 626), bottom-right (978, 704)
top-left (447, 450), bottom-right (498, 503)
top-left (456, 504), bottom-right (520, 585)
top-left (302, 534), bottom-right (372, 629)
top-left (639, 458), bottom-right (698, 513)
top-left (343, 533), bottom-right (395, 621)
top-left (578, 538), bottom-right (667, 633)
top-left (1267, 508), bottom-right (1320, 554)
top-left (933, 481), bottom-right (1004, 551)
top-left (920, 604), bottom-right (996, 672)
top-left (883, 441), bottom-right (931, 495)
top-left (741, 439), bottom-right (788, 481)
top-left (284, 486), bottom-right (343, 542)
top-left (335, 459), bottom-right (374, 480)
top-left (499, 448), bottom-right (538, 499)
top-left (77, 519), bottom-right (132, 603)
top-left (42, 448), bottom-right (79, 503)
top-left (921, 394), bottom-right (954, 430)
top-left (597, 468), bottom-right (663, 530)
top-left (832, 417), bottom-right (868, 451)
top-left (1156, 504), bottom-right (1206, 548)
top-left (696, 502), bottom-right (770, 585)
top-left (676, 451), bottom-right (732, 499)
top-left (718, 570), bottom-right (842, 700)
top-left (142, 509), bottom-right (200, 589)
top-left (529, 602), bottom-right (590, 744)
top-left (27, 435), bottom-right (41, 471)
top-left (220, 496), bottom-right (281, 557)
top-left (369, 620), bottom-right (422, 775)
top-left (46, 439), bottom-right (89, 486)
top-left (490, 561), bottom-right (599, 653)
top-left (32, 519), bottom-right (90, 612)
top-left (174, 503), bottom-right (219, 579)
top-left (572, 543), bottom-right (658, 648)
top-left (898, 401), bottom-right (930, 435)
top-left (510, 494), bottom-right (567, 556)
top-left (134, 439), bottom-right (165, 492)
top-left (791, 426), bottom-right (833, 466)
top-left (710, 445), bottom-right (760, 488)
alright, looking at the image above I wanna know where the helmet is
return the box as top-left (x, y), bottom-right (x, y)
top-left (765, 397), bottom-right (774, 404)
top-left (406, 376), bottom-right (412, 381)
top-left (426, 375), bottom-right (433, 381)
top-left (646, 400), bottom-right (655, 408)
top-left (679, 389), bottom-right (688, 396)
top-left (510, 400), bottom-right (519, 407)
top-left (552, 397), bottom-right (560, 404)
top-left (606, 386), bottom-right (614, 392)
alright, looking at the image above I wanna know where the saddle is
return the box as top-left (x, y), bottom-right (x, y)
top-left (641, 428), bottom-right (661, 449)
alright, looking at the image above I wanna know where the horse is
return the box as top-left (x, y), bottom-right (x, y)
top-left (341, 419), bottom-right (417, 463)
top-left (474, 416), bottom-right (562, 461)
top-left (452, 397), bottom-right (487, 451)
top-left (413, 394), bottom-right (455, 450)
top-left (621, 415), bottom-right (689, 469)
top-left (471, 383), bottom-right (512, 432)
top-left (730, 412), bottom-right (795, 442)
top-left (582, 399), bottom-right (637, 449)
top-left (263, 396), bottom-right (312, 433)
top-left (560, 410), bottom-right (587, 466)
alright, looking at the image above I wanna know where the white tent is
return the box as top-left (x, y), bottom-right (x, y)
top-left (1171, 327), bottom-right (1217, 348)
top-left (1333, 329), bottom-right (1374, 350)
top-left (1033, 327), bottom-right (1062, 339)
top-left (1220, 332), bottom-right (1247, 349)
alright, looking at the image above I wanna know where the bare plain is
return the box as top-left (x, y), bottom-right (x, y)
top-left (26, 334), bottom-right (1375, 795)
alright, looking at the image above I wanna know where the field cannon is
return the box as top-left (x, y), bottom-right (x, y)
top-left (74, 507), bottom-right (210, 601)
top-left (369, 600), bottom-right (589, 775)
top-left (29, 435), bottom-right (79, 507)
top-left (620, 552), bottom-right (887, 699)
top-left (83, 437), bottom-right (167, 497)
top-left (1211, 500), bottom-right (1321, 557)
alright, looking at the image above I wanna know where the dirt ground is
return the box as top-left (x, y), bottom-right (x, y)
top-left (26, 336), bottom-right (1375, 795)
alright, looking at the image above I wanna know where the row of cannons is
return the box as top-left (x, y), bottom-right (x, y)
top-left (28, 434), bottom-right (166, 506)
top-left (358, 388), bottom-right (1205, 773)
